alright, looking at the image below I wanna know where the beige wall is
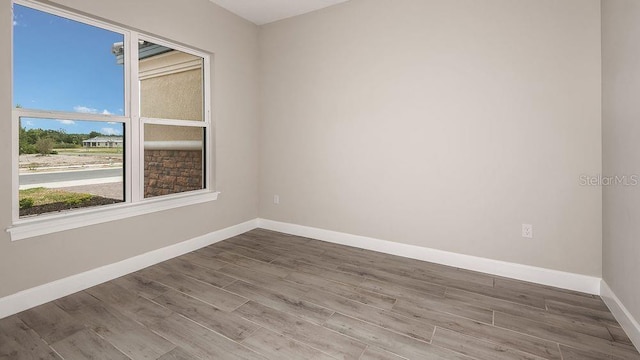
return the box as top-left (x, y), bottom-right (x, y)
top-left (141, 50), bottom-right (203, 141)
top-left (0, 0), bottom-right (259, 297)
top-left (602, 0), bottom-right (640, 322)
top-left (141, 68), bottom-right (203, 121)
top-left (145, 123), bottom-right (202, 142)
top-left (0, 0), bottom-right (609, 302)
top-left (258, 0), bottom-right (602, 275)
top-left (140, 51), bottom-right (204, 124)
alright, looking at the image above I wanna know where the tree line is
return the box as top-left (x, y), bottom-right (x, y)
top-left (19, 124), bottom-right (112, 155)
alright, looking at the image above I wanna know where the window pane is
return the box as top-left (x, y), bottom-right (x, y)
top-left (13, 5), bottom-right (125, 115)
top-left (144, 124), bottom-right (204, 198)
top-left (18, 118), bottom-right (124, 218)
top-left (139, 41), bottom-right (204, 121)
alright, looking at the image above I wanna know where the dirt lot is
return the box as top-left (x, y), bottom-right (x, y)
top-left (20, 195), bottom-right (123, 217)
top-left (19, 150), bottom-right (125, 215)
top-left (62, 182), bottom-right (124, 200)
top-left (19, 152), bottom-right (123, 172)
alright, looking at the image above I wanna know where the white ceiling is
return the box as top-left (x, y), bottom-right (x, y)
top-left (209, 0), bottom-right (350, 25)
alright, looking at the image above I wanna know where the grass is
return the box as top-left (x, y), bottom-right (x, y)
top-left (19, 187), bottom-right (93, 208)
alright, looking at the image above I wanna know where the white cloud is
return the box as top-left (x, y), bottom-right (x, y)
top-left (101, 127), bottom-right (121, 136)
top-left (57, 120), bottom-right (75, 125)
top-left (73, 106), bottom-right (114, 115)
top-left (13, 20), bottom-right (17, 26)
top-left (23, 120), bottom-right (33, 126)
top-left (107, 122), bottom-right (117, 125)
top-left (74, 106), bottom-right (98, 114)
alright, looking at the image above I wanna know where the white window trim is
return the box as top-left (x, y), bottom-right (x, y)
top-left (8, 0), bottom-right (217, 241)
top-left (8, 191), bottom-right (219, 241)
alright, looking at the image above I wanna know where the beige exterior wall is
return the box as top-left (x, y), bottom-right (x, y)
top-left (0, 0), bottom-right (259, 298)
top-left (258, 0), bottom-right (602, 276)
top-left (602, 0), bottom-right (640, 326)
top-left (145, 123), bottom-right (202, 142)
top-left (140, 50), bottom-right (203, 142)
top-left (141, 68), bottom-right (202, 121)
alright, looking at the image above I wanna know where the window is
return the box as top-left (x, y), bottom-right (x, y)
top-left (10, 1), bottom-right (213, 238)
top-left (137, 42), bottom-right (207, 198)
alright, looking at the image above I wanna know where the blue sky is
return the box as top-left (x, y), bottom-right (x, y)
top-left (13, 4), bottom-right (124, 135)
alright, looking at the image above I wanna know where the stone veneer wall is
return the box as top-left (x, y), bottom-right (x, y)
top-left (144, 149), bottom-right (202, 197)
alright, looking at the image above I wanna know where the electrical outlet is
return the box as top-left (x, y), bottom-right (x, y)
top-left (522, 224), bottom-right (533, 238)
top-left (273, 195), bottom-right (280, 205)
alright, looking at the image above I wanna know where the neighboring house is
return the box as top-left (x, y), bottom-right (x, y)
top-left (82, 136), bottom-right (123, 148)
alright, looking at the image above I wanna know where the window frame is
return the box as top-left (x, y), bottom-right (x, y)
top-left (8, 0), bottom-right (217, 241)
top-left (136, 35), bottom-right (210, 199)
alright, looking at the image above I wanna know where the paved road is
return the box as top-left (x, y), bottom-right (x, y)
top-left (19, 168), bottom-right (123, 186)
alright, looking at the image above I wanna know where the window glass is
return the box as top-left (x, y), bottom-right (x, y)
top-left (139, 41), bottom-right (204, 121)
top-left (18, 117), bottom-right (124, 218)
top-left (12, 2), bottom-right (211, 227)
top-left (13, 4), bottom-right (125, 115)
top-left (144, 124), bottom-right (204, 198)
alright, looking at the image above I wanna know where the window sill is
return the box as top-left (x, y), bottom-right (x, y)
top-left (7, 191), bottom-right (220, 241)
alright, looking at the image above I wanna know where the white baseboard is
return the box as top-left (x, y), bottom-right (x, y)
top-left (257, 219), bottom-right (601, 295)
top-left (0, 219), bottom-right (258, 320)
top-left (601, 280), bottom-right (640, 351)
top-left (0, 217), bottom-right (608, 321)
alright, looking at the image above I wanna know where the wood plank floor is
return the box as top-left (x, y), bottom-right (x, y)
top-left (1, 229), bottom-right (638, 360)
